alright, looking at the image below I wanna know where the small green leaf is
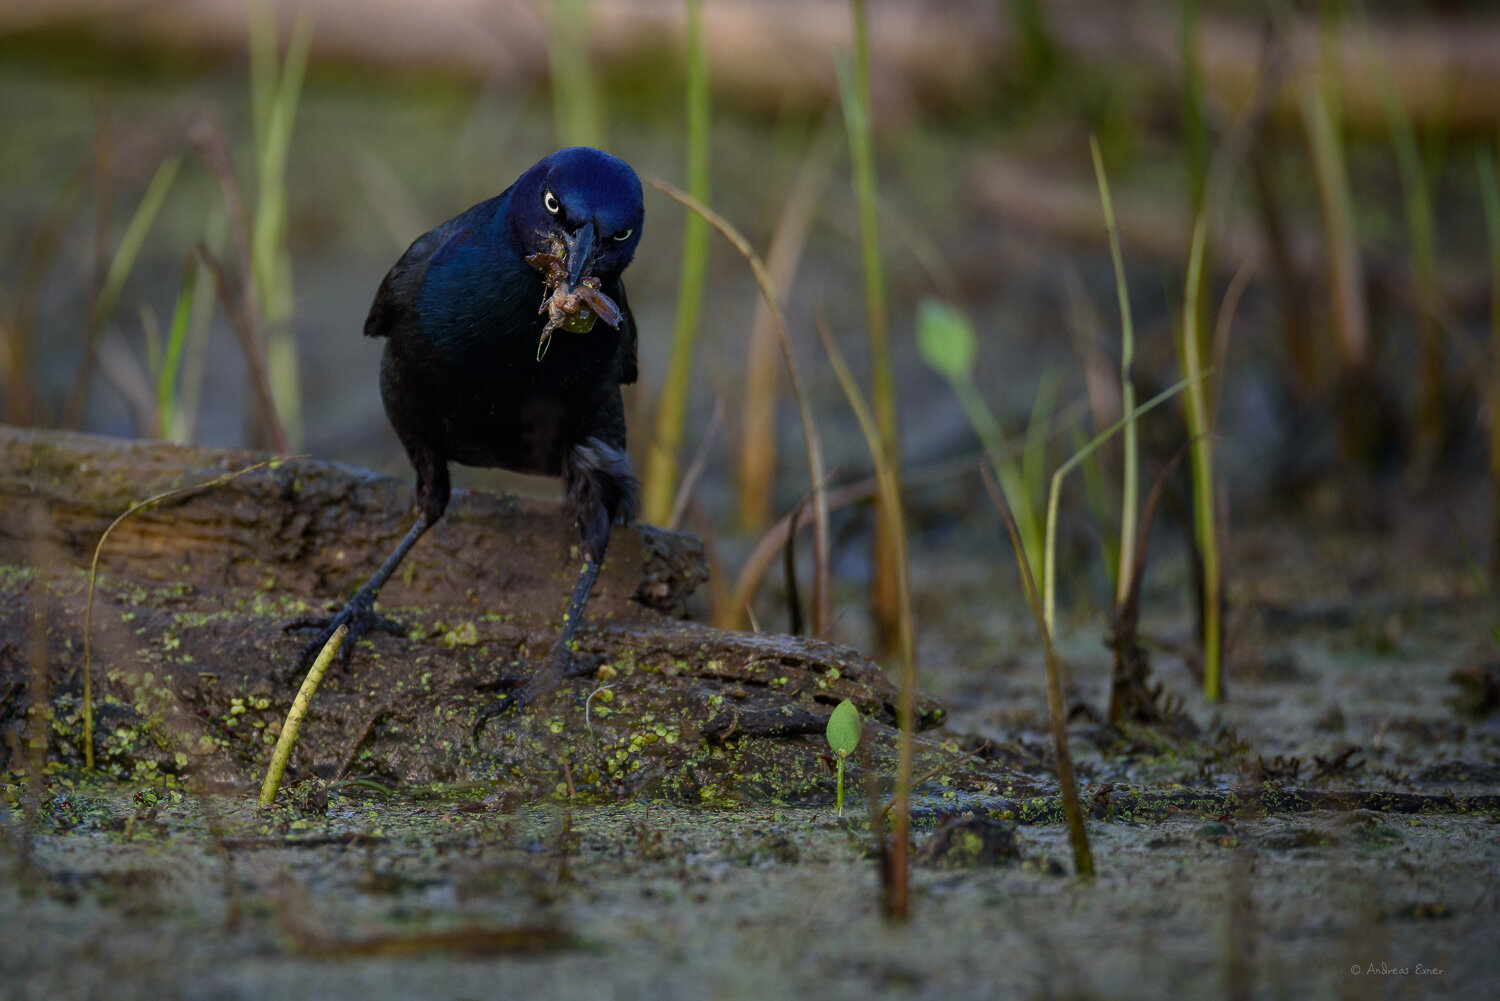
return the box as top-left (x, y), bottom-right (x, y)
top-left (825, 699), bottom-right (862, 759)
top-left (916, 298), bottom-right (976, 383)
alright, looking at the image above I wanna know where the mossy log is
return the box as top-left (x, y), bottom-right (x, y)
top-left (0, 426), bottom-right (1010, 804)
top-left (0, 425), bottom-right (704, 618)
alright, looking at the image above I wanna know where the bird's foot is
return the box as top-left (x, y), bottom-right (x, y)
top-left (283, 596), bottom-right (406, 678)
top-left (471, 647), bottom-right (605, 735)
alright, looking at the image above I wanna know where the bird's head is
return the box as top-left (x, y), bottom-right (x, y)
top-left (508, 147), bottom-right (644, 294)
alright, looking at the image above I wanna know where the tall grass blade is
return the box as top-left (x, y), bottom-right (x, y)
top-left (248, 0), bottom-right (278, 154)
top-left (1179, 0), bottom-right (1208, 216)
top-left (737, 129), bottom-right (834, 531)
top-left (5, 163), bottom-right (87, 425)
top-left (97, 157), bottom-right (181, 334)
top-left (250, 8), bottom-right (313, 321)
top-left (1072, 422), bottom-right (1118, 589)
top-left (816, 313), bottom-right (916, 920)
top-left (1479, 142), bottom-right (1500, 580)
top-left (838, 0), bottom-right (902, 653)
top-left (1060, 265), bottom-right (1119, 585)
top-left (1010, 0), bottom-right (1058, 90)
top-left (1178, 0), bottom-right (1213, 387)
top-left (63, 155), bottom-right (181, 429)
top-left (646, 175), bottom-right (831, 635)
top-left (1300, 8), bottom-right (1368, 376)
top-left (1177, 215), bottom-right (1221, 700)
top-left (249, 3), bottom-right (314, 449)
top-left (1090, 136), bottom-right (1140, 608)
top-left (157, 251), bottom-right (205, 439)
top-left (1042, 374), bottom-right (1201, 638)
top-left (176, 259), bottom-right (216, 444)
top-left (191, 116), bottom-right (288, 452)
top-left (643, 0), bottom-right (712, 525)
top-left (1365, 23), bottom-right (1444, 478)
top-left (917, 299), bottom-right (1045, 582)
top-left (983, 466), bottom-right (1093, 879)
top-left (548, 0), bottom-right (602, 147)
top-left (1021, 369), bottom-right (1059, 526)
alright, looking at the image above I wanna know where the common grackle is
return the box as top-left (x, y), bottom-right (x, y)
top-left (287, 146), bottom-right (645, 719)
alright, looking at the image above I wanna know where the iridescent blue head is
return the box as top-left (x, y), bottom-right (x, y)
top-left (506, 147), bottom-right (644, 293)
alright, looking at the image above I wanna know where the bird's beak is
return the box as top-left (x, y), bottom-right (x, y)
top-left (564, 221), bottom-right (597, 291)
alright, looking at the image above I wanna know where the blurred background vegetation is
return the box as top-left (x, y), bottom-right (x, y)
top-left (3, 0), bottom-right (1498, 702)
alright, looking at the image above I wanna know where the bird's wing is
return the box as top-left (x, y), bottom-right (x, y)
top-left (364, 188), bottom-right (513, 341)
top-left (613, 280), bottom-right (638, 385)
top-left (362, 226), bottom-right (449, 340)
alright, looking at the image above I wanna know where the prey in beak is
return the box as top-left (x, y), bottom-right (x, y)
top-left (526, 221), bottom-right (623, 360)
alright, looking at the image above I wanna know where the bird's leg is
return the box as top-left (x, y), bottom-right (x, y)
top-left (474, 436), bottom-right (636, 730)
top-left (473, 558), bottom-right (605, 734)
top-left (284, 514), bottom-right (432, 673)
top-left (287, 448), bottom-right (449, 676)
top-left (556, 557), bottom-right (603, 658)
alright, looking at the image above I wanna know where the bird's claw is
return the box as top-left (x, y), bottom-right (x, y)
top-left (472, 690), bottom-right (526, 736)
top-left (283, 597), bottom-right (406, 678)
top-left (562, 651), bottom-right (607, 679)
top-left (472, 647), bottom-right (603, 736)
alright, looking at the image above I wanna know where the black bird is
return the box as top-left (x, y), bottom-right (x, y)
top-left (289, 146), bottom-right (645, 716)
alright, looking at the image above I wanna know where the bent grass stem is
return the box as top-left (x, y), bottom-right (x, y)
top-left (646, 175), bottom-right (831, 636)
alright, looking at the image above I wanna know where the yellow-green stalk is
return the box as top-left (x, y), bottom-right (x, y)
top-left (1178, 216), bottom-right (1221, 700)
top-left (260, 625), bottom-right (346, 806)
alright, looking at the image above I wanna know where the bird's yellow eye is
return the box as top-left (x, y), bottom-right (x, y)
top-left (544, 191), bottom-right (560, 215)
top-left (612, 229), bottom-right (632, 242)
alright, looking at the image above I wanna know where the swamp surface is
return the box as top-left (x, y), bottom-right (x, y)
top-left (4, 462), bottom-right (1497, 1001)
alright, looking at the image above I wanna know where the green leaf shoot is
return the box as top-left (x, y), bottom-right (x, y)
top-left (826, 698), bottom-right (863, 816)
